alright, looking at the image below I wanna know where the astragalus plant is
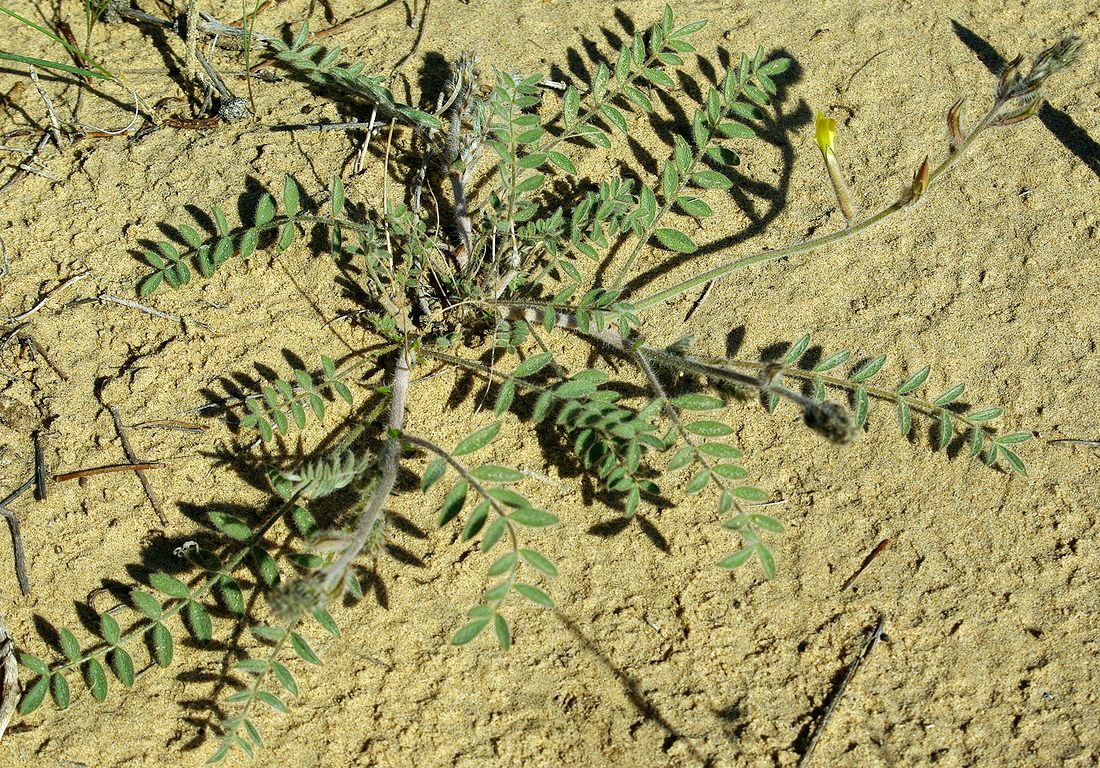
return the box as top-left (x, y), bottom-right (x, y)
top-left (14, 7), bottom-right (1079, 760)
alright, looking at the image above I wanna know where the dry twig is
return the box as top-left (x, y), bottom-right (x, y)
top-left (798, 614), bottom-right (887, 766)
top-left (108, 405), bottom-right (168, 526)
top-left (0, 477), bottom-right (33, 595)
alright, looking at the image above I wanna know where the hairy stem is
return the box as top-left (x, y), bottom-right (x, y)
top-left (632, 101), bottom-right (1011, 312)
top-left (320, 347), bottom-right (409, 594)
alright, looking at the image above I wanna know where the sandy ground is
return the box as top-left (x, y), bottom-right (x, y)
top-left (1, 0), bottom-right (1098, 765)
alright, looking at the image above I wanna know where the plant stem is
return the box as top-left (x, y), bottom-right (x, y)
top-left (633, 105), bottom-right (1004, 312)
top-left (320, 348), bottom-right (409, 594)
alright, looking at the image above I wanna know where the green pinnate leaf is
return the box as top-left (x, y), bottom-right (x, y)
top-left (514, 583), bottom-right (553, 608)
top-left (100, 613), bottom-right (121, 646)
top-left (782, 335), bottom-right (811, 365)
top-left (233, 655), bottom-right (268, 672)
top-left (454, 422), bottom-right (501, 456)
top-left (937, 410), bottom-right (953, 450)
top-left (718, 545), bottom-right (755, 569)
top-left (698, 443), bottom-right (742, 459)
top-left (677, 196), bottom-right (713, 218)
top-left (757, 57), bottom-right (791, 75)
top-left (187, 601), bottom-right (213, 643)
top-left (854, 387), bottom-right (870, 427)
top-left (850, 354), bottom-right (887, 383)
top-left (51, 673), bottom-right (71, 709)
top-left (471, 465), bottom-right (525, 483)
top-left (489, 490), bottom-right (531, 509)
top-left (970, 425), bottom-right (985, 457)
top-left (667, 445), bottom-right (695, 471)
top-left (690, 169), bottom-right (733, 189)
top-left (712, 464), bottom-right (748, 480)
top-left (756, 544), bottom-right (777, 579)
top-left (532, 390), bottom-right (555, 424)
top-left (685, 468), bottom-right (710, 494)
top-left (331, 175), bottom-right (345, 217)
top-left (488, 552), bottom-right (517, 577)
top-left (252, 546), bottom-right (280, 587)
top-left (272, 661), bottom-right (298, 696)
top-left (19, 677), bottom-right (49, 715)
top-left (547, 151), bottom-right (577, 174)
top-left (520, 548), bottom-right (558, 577)
top-left (451, 619), bottom-right (490, 645)
top-left (462, 501), bottom-right (490, 542)
top-left (130, 590), bottom-right (162, 620)
top-left (494, 614), bottom-right (511, 650)
top-left (716, 121), bottom-right (755, 139)
top-left (514, 174), bottom-right (545, 194)
top-left (968, 407), bottom-right (1004, 422)
top-left (933, 383), bottom-right (966, 406)
top-left (483, 581), bottom-right (511, 602)
top-left (291, 632), bottom-right (322, 665)
top-left (599, 103), bottom-right (628, 133)
top-left (239, 228), bottom-right (259, 259)
top-left (257, 691), bottom-right (289, 713)
top-left (896, 365), bottom-right (931, 395)
top-left (999, 446), bottom-right (1027, 476)
top-left (684, 420), bottom-right (733, 437)
top-left (86, 658), bottom-right (108, 701)
top-left (58, 628), bottom-right (81, 661)
top-left (514, 352), bottom-right (552, 378)
top-left (750, 514), bottom-right (784, 532)
top-left (282, 175), bottom-right (300, 216)
top-left (562, 85), bottom-right (580, 126)
top-left (242, 719), bottom-right (263, 748)
top-left (157, 240), bottom-right (179, 262)
top-left (707, 146), bottom-right (741, 166)
top-left (731, 486), bottom-right (767, 501)
top-left (897, 400), bottom-right (912, 435)
top-left (138, 272), bottom-right (163, 297)
top-left (18, 653), bottom-right (48, 676)
top-left (661, 163), bottom-right (679, 201)
top-left (494, 379), bottom-right (516, 416)
top-left (219, 576), bottom-right (245, 616)
top-left (149, 572), bottom-right (190, 599)
top-left (209, 511), bottom-right (251, 541)
top-left (653, 228), bottom-right (697, 253)
top-left (213, 206), bottom-right (230, 235)
top-left (671, 394), bottom-right (723, 410)
top-left (508, 508), bottom-right (558, 527)
top-left (481, 517), bottom-right (507, 553)
top-left (255, 193), bottom-right (276, 227)
top-left (420, 457), bottom-right (446, 493)
top-left (438, 480), bottom-right (469, 527)
top-left (312, 609), bottom-right (340, 637)
top-left (813, 350), bottom-right (850, 372)
top-left (251, 625), bottom-right (286, 643)
top-left (277, 222), bottom-right (296, 251)
top-left (111, 647), bottom-right (135, 687)
top-left (179, 223), bottom-right (202, 249)
top-left (152, 622), bottom-right (173, 667)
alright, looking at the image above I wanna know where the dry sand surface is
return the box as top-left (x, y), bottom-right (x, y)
top-left (1, 0), bottom-right (1098, 765)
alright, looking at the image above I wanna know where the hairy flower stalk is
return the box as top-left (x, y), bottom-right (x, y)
top-left (635, 35), bottom-right (1081, 313)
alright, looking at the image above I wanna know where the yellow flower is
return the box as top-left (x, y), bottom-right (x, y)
top-left (813, 111), bottom-right (855, 222)
top-left (815, 111), bottom-right (836, 158)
